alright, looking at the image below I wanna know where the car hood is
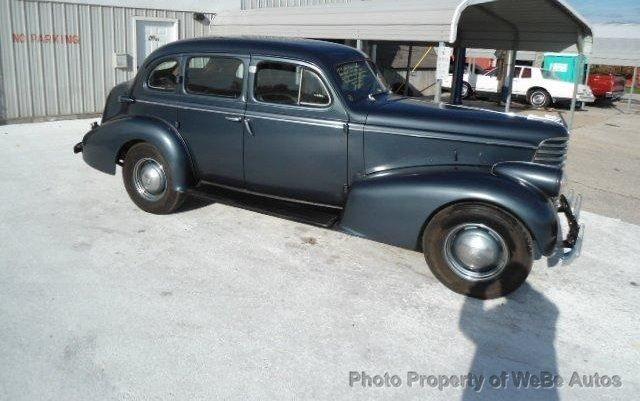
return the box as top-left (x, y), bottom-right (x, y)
top-left (363, 95), bottom-right (568, 148)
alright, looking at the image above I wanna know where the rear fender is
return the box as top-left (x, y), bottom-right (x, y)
top-left (339, 166), bottom-right (557, 257)
top-left (81, 116), bottom-right (193, 192)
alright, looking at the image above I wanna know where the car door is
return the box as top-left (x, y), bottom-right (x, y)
top-left (476, 69), bottom-right (499, 93)
top-left (244, 57), bottom-right (348, 206)
top-left (512, 67), bottom-right (528, 95)
top-left (177, 54), bottom-right (249, 187)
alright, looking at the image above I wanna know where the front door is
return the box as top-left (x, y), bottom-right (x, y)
top-left (134, 18), bottom-right (178, 69)
top-left (177, 54), bottom-right (249, 186)
top-left (244, 58), bottom-right (348, 206)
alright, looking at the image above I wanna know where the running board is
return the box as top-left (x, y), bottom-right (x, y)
top-left (186, 184), bottom-right (341, 228)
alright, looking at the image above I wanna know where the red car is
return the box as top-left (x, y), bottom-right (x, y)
top-left (588, 74), bottom-right (626, 100)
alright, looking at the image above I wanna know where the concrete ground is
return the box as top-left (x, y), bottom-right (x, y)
top-left (1, 114), bottom-right (639, 401)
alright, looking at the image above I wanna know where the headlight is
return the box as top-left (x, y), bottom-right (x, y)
top-left (492, 162), bottom-right (564, 198)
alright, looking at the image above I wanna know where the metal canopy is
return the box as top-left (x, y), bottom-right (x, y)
top-left (210, 0), bottom-right (592, 52)
top-left (589, 24), bottom-right (640, 67)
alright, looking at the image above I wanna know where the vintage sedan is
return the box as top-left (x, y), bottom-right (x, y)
top-left (74, 37), bottom-right (583, 299)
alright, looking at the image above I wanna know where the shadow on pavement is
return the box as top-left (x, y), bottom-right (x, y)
top-left (459, 283), bottom-right (560, 401)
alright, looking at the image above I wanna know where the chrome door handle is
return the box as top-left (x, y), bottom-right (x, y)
top-left (244, 118), bottom-right (255, 137)
top-left (225, 115), bottom-right (243, 122)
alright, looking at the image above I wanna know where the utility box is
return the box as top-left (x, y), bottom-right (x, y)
top-left (543, 53), bottom-right (588, 82)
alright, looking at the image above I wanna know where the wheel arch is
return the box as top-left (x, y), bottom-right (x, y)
top-left (81, 115), bottom-right (195, 192)
top-left (527, 86), bottom-right (551, 99)
top-left (339, 167), bottom-right (558, 258)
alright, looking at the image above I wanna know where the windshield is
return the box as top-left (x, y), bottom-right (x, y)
top-left (336, 60), bottom-right (389, 102)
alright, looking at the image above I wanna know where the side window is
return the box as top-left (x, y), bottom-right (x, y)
top-left (521, 68), bottom-right (532, 78)
top-left (300, 69), bottom-right (331, 106)
top-left (148, 59), bottom-right (180, 91)
top-left (186, 56), bottom-right (244, 98)
top-left (254, 61), bottom-right (330, 107)
top-left (514, 67), bottom-right (522, 78)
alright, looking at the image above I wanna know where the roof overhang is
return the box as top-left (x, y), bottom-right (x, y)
top-left (588, 24), bottom-right (640, 67)
top-left (210, 0), bottom-right (592, 52)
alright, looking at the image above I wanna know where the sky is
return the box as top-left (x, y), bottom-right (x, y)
top-left (565, 0), bottom-right (640, 24)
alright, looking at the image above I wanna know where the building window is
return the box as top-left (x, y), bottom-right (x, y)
top-left (147, 59), bottom-right (180, 91)
top-left (186, 56), bottom-right (244, 98)
top-left (254, 61), bottom-right (330, 107)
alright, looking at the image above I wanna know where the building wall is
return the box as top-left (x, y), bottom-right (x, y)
top-left (0, 0), bottom-right (214, 122)
top-left (240, 0), bottom-right (351, 10)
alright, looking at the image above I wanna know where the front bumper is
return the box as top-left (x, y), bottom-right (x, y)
top-left (554, 191), bottom-right (584, 265)
top-left (577, 93), bottom-right (596, 103)
top-left (73, 141), bottom-right (84, 154)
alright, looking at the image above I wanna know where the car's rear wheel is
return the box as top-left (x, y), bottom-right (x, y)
top-left (122, 143), bottom-right (185, 214)
top-left (528, 88), bottom-right (551, 108)
top-left (461, 82), bottom-right (472, 99)
top-left (422, 203), bottom-right (533, 299)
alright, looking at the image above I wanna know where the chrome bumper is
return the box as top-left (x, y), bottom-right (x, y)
top-left (554, 191), bottom-right (584, 265)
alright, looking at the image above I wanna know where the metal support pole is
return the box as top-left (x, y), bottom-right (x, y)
top-left (628, 66), bottom-right (637, 112)
top-left (356, 39), bottom-right (363, 51)
top-left (568, 55), bottom-right (584, 130)
top-left (404, 44), bottom-right (413, 96)
top-left (434, 42), bottom-right (445, 104)
top-left (582, 62), bottom-right (591, 110)
top-left (504, 49), bottom-right (516, 113)
top-left (371, 44), bottom-right (378, 64)
top-left (451, 47), bottom-right (467, 105)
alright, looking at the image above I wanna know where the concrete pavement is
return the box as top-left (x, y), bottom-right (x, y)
top-left (0, 118), bottom-right (638, 400)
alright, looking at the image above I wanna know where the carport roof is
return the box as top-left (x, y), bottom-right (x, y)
top-left (589, 24), bottom-right (640, 67)
top-left (210, 0), bottom-right (592, 52)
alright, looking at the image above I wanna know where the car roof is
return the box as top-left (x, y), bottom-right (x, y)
top-left (145, 36), bottom-right (366, 71)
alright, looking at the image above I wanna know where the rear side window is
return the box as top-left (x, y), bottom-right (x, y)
top-left (521, 68), bottom-right (532, 78)
top-left (186, 56), bottom-right (244, 98)
top-left (148, 59), bottom-right (180, 91)
top-left (254, 61), bottom-right (330, 107)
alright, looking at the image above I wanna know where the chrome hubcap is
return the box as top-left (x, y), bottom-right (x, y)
top-left (444, 224), bottom-right (509, 281)
top-left (531, 93), bottom-right (546, 106)
top-left (133, 158), bottom-right (166, 201)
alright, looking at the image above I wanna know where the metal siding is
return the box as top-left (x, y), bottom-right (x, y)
top-left (1, 0), bottom-right (214, 121)
top-left (242, 0), bottom-right (351, 9)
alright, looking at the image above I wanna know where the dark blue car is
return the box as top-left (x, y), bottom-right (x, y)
top-left (74, 37), bottom-right (583, 299)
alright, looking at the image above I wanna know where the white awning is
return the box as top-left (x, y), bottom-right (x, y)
top-left (589, 24), bottom-right (640, 67)
top-left (210, 0), bottom-right (592, 52)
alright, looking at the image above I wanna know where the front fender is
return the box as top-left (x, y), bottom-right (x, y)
top-left (339, 166), bottom-right (558, 257)
top-left (81, 116), bottom-right (193, 192)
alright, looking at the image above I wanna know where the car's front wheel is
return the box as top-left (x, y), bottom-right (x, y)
top-left (122, 142), bottom-right (186, 214)
top-left (422, 203), bottom-right (533, 299)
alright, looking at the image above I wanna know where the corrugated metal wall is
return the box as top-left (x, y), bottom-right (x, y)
top-left (0, 0), bottom-right (214, 121)
top-left (241, 0), bottom-right (351, 10)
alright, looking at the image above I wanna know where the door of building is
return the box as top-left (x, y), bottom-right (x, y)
top-left (134, 18), bottom-right (179, 69)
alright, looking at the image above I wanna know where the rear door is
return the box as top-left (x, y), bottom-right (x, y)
top-left (243, 57), bottom-right (348, 206)
top-left (513, 67), bottom-right (529, 95)
top-left (177, 54), bottom-right (249, 186)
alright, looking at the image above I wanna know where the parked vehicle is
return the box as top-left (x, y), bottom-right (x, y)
top-left (74, 38), bottom-right (583, 299)
top-left (443, 65), bottom-right (595, 108)
top-left (588, 73), bottom-right (626, 100)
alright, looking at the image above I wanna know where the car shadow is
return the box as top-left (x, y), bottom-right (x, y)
top-left (459, 282), bottom-right (560, 401)
top-left (174, 196), bottom-right (215, 214)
